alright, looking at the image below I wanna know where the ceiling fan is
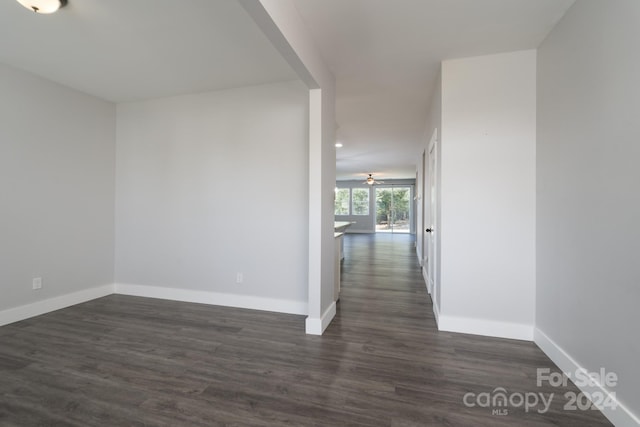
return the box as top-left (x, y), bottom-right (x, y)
top-left (363, 174), bottom-right (385, 185)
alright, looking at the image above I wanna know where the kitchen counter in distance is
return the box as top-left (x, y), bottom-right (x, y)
top-left (334, 222), bottom-right (354, 260)
top-left (334, 221), bottom-right (354, 233)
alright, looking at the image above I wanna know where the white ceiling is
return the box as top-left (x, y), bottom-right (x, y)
top-left (292, 0), bottom-right (575, 180)
top-left (0, 0), bottom-right (575, 182)
top-left (0, 0), bottom-right (297, 103)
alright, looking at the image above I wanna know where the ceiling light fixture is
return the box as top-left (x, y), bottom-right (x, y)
top-left (335, 142), bottom-right (343, 148)
top-left (364, 174), bottom-right (385, 186)
top-left (16, 0), bottom-right (67, 14)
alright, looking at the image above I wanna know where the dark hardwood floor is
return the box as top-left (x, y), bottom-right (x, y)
top-left (0, 233), bottom-right (612, 426)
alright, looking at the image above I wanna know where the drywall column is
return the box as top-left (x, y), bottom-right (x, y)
top-left (240, 0), bottom-right (337, 334)
top-left (438, 50), bottom-right (537, 340)
top-left (307, 88), bottom-right (324, 327)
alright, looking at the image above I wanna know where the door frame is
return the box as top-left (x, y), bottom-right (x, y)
top-left (423, 129), bottom-right (438, 297)
top-left (418, 150), bottom-right (426, 265)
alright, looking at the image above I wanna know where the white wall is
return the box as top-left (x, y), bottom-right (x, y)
top-left (115, 81), bottom-right (309, 314)
top-left (438, 50), bottom-right (537, 340)
top-left (0, 63), bottom-right (115, 314)
top-left (537, 1), bottom-right (640, 424)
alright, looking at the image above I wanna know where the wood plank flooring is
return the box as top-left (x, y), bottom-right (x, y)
top-left (0, 233), bottom-right (613, 426)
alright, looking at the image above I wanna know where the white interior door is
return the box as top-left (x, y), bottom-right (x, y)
top-left (424, 131), bottom-right (438, 297)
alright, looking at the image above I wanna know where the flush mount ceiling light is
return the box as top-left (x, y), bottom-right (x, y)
top-left (16, 0), bottom-right (67, 14)
top-left (335, 142), bottom-right (343, 148)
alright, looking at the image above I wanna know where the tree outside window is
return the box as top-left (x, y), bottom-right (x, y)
top-left (334, 188), bottom-right (350, 215)
top-left (376, 187), bottom-right (410, 230)
top-left (352, 188), bottom-right (370, 215)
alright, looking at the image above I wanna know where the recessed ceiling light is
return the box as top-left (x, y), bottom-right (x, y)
top-left (335, 142), bottom-right (343, 148)
top-left (16, 0), bottom-right (67, 14)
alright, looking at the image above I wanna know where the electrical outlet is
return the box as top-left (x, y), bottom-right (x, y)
top-left (236, 272), bottom-right (243, 284)
top-left (32, 277), bottom-right (42, 290)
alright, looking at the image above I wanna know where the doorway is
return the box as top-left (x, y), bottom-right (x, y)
top-left (375, 186), bottom-right (412, 233)
top-left (423, 129), bottom-right (438, 300)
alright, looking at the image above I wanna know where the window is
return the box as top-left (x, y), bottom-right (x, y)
top-left (352, 188), bottom-right (370, 215)
top-left (335, 187), bottom-right (370, 216)
top-left (334, 188), bottom-right (350, 215)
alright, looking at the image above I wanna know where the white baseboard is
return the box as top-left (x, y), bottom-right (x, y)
top-left (345, 230), bottom-right (374, 234)
top-left (422, 267), bottom-right (431, 294)
top-left (305, 301), bottom-right (336, 335)
top-left (432, 298), bottom-right (440, 325)
top-left (0, 284), bottom-right (115, 327)
top-left (535, 328), bottom-right (640, 427)
top-left (437, 314), bottom-right (534, 341)
top-left (0, 283), bottom-right (309, 329)
top-left (114, 283), bottom-right (308, 316)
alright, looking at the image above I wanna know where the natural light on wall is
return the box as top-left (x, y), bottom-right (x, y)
top-left (16, 0), bottom-right (66, 14)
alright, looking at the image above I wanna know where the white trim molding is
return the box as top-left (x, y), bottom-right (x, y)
top-left (422, 267), bottom-right (431, 295)
top-left (0, 284), bottom-right (115, 327)
top-left (432, 298), bottom-right (440, 326)
top-left (0, 283), bottom-right (309, 329)
top-left (305, 301), bottom-right (336, 335)
top-left (535, 328), bottom-right (640, 427)
top-left (437, 314), bottom-right (534, 341)
top-left (114, 283), bottom-right (308, 316)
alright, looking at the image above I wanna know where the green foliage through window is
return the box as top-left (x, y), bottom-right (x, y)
top-left (334, 188), bottom-right (350, 215)
top-left (352, 188), bottom-right (370, 215)
top-left (376, 187), bottom-right (410, 231)
top-left (335, 187), bottom-right (371, 216)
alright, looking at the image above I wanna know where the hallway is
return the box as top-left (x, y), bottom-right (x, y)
top-left (324, 233), bottom-right (612, 426)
